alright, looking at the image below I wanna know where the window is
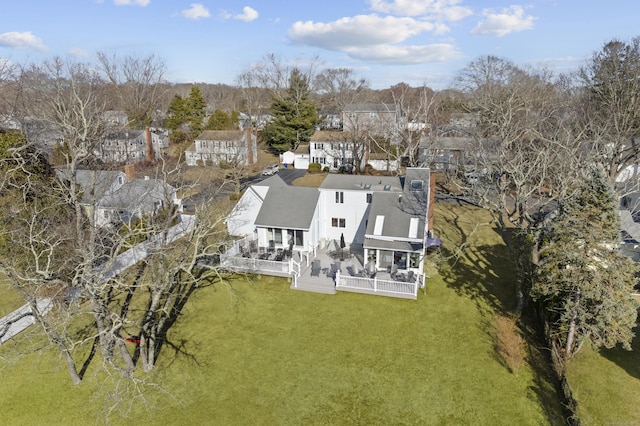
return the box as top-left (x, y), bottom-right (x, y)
top-left (335, 191), bottom-right (344, 203)
top-left (331, 218), bottom-right (346, 228)
top-left (410, 180), bottom-right (424, 191)
top-left (366, 193), bottom-right (373, 203)
top-left (295, 230), bottom-right (304, 246)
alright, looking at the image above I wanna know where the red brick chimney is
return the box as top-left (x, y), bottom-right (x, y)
top-left (145, 127), bottom-right (155, 163)
top-left (428, 171), bottom-right (436, 232)
top-left (124, 164), bottom-right (136, 180)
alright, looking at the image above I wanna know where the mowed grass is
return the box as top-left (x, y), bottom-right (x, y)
top-left (0, 204), bottom-right (565, 425)
top-left (566, 327), bottom-right (640, 425)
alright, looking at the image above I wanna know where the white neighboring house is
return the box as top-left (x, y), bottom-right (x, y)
top-left (186, 129), bottom-right (257, 167)
top-left (56, 168), bottom-right (180, 227)
top-left (310, 130), bottom-right (366, 171)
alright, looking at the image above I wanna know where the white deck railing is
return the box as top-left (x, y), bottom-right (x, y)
top-left (336, 273), bottom-right (421, 298)
top-left (221, 255), bottom-right (292, 275)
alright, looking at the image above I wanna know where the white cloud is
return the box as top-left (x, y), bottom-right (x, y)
top-left (346, 43), bottom-right (463, 64)
top-left (369, 0), bottom-right (472, 21)
top-left (221, 6), bottom-right (259, 22)
top-left (289, 14), bottom-right (445, 50)
top-left (182, 3), bottom-right (210, 20)
top-left (235, 6), bottom-right (258, 22)
top-left (471, 5), bottom-right (535, 37)
top-left (114, 0), bottom-right (150, 5)
top-left (68, 48), bottom-right (90, 58)
top-left (0, 31), bottom-right (47, 52)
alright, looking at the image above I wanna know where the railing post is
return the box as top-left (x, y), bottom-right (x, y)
top-left (374, 276), bottom-right (377, 293)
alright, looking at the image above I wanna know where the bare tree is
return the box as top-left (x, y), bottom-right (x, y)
top-left (96, 52), bottom-right (168, 127)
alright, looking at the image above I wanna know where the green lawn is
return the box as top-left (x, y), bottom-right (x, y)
top-left (566, 329), bottom-right (640, 425)
top-left (0, 204), bottom-right (566, 425)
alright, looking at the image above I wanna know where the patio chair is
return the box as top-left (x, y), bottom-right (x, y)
top-left (407, 271), bottom-right (416, 283)
top-left (268, 240), bottom-right (275, 253)
top-left (311, 259), bottom-right (321, 276)
top-left (390, 264), bottom-right (398, 279)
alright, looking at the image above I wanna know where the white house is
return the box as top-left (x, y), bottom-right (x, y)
top-left (226, 175), bottom-right (287, 237)
top-left (186, 129), bottom-right (257, 167)
top-left (278, 144), bottom-right (310, 169)
top-left (227, 168), bottom-right (433, 280)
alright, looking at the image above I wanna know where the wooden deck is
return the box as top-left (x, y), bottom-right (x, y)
top-left (221, 240), bottom-right (422, 299)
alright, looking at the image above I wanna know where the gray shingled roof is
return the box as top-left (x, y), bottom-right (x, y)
top-left (364, 192), bottom-right (426, 241)
top-left (319, 174), bottom-right (401, 192)
top-left (56, 169), bottom-right (125, 204)
top-left (98, 179), bottom-right (174, 209)
top-left (254, 186), bottom-right (319, 230)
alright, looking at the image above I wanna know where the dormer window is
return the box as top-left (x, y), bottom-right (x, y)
top-left (410, 180), bottom-right (424, 191)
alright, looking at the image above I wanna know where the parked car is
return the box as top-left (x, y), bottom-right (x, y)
top-left (261, 164), bottom-right (279, 176)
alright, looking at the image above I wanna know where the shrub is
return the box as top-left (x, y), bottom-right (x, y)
top-left (495, 314), bottom-right (526, 373)
top-left (363, 164), bottom-right (374, 175)
top-left (308, 162), bottom-right (322, 173)
top-left (322, 166), bottom-right (330, 172)
top-left (229, 192), bottom-right (241, 201)
top-left (338, 165), bottom-right (346, 174)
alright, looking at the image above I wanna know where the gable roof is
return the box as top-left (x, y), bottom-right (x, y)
top-left (310, 130), bottom-right (349, 142)
top-left (319, 174), bottom-right (402, 192)
top-left (56, 169), bottom-right (125, 203)
top-left (195, 130), bottom-right (244, 141)
top-left (254, 186), bottom-right (319, 230)
top-left (344, 103), bottom-right (398, 113)
top-left (97, 179), bottom-right (175, 209)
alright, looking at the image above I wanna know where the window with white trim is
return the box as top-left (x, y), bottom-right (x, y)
top-left (331, 218), bottom-right (346, 228)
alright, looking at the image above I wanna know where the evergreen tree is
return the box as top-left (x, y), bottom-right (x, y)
top-left (186, 86), bottom-right (207, 137)
top-left (263, 68), bottom-right (319, 151)
top-left (533, 170), bottom-right (639, 359)
top-left (164, 94), bottom-right (187, 131)
top-left (206, 109), bottom-right (232, 130)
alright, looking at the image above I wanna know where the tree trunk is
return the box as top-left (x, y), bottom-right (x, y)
top-left (565, 289), bottom-right (581, 357)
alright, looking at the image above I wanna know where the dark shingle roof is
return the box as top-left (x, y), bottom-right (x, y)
top-left (254, 186), bottom-right (319, 230)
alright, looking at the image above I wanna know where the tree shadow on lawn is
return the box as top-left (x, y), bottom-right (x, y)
top-left (599, 321), bottom-right (640, 380)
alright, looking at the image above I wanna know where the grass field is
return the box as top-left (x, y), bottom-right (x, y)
top-left (0, 203), bottom-right (568, 425)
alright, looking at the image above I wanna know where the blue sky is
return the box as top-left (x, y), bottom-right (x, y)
top-left (1, 0), bottom-right (639, 90)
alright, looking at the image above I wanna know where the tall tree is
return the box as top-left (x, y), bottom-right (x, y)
top-left (185, 86), bottom-right (207, 136)
top-left (577, 38), bottom-right (640, 186)
top-left (96, 52), bottom-right (167, 127)
top-left (533, 170), bottom-right (639, 359)
top-left (262, 68), bottom-right (319, 151)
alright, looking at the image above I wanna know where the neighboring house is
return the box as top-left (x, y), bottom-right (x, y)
top-left (418, 136), bottom-right (498, 172)
top-left (309, 130), bottom-right (366, 171)
top-left (342, 103), bottom-right (401, 135)
top-left (56, 167), bottom-right (180, 227)
top-left (102, 110), bottom-right (129, 128)
top-left (185, 129), bottom-right (257, 167)
top-left (227, 168), bottom-right (434, 280)
top-left (96, 127), bottom-right (169, 164)
top-left (279, 144), bottom-right (310, 170)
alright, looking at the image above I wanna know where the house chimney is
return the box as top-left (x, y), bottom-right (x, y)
top-left (145, 127), bottom-right (155, 163)
top-left (245, 128), bottom-right (255, 165)
top-left (428, 171), bottom-right (436, 231)
top-left (124, 164), bottom-right (135, 180)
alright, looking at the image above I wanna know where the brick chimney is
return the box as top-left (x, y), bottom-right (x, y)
top-left (245, 128), bottom-right (255, 165)
top-left (145, 127), bottom-right (155, 163)
top-left (428, 171), bottom-right (436, 232)
top-left (124, 164), bottom-right (136, 180)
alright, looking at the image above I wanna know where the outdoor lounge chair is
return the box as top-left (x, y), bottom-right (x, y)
top-left (311, 259), bottom-right (321, 276)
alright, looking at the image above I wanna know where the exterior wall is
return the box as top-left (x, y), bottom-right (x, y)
top-left (318, 188), bottom-right (371, 246)
top-left (368, 159), bottom-right (399, 172)
top-left (226, 189), bottom-right (263, 236)
top-left (187, 131), bottom-right (257, 167)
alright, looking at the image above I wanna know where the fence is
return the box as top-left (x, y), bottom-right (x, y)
top-left (336, 273), bottom-right (420, 298)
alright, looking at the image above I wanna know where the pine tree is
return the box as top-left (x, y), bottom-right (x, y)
top-left (533, 170), bottom-right (639, 358)
top-left (206, 109), bottom-right (232, 130)
top-left (263, 68), bottom-right (319, 151)
top-left (186, 86), bottom-right (207, 137)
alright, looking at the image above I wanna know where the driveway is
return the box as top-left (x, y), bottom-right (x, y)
top-left (277, 168), bottom-right (307, 185)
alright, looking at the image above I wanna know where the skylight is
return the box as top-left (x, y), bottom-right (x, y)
top-left (410, 180), bottom-right (424, 191)
top-left (364, 183), bottom-right (371, 189)
top-left (373, 215), bottom-right (385, 235)
top-left (383, 184), bottom-right (391, 191)
top-left (408, 217), bottom-right (419, 238)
